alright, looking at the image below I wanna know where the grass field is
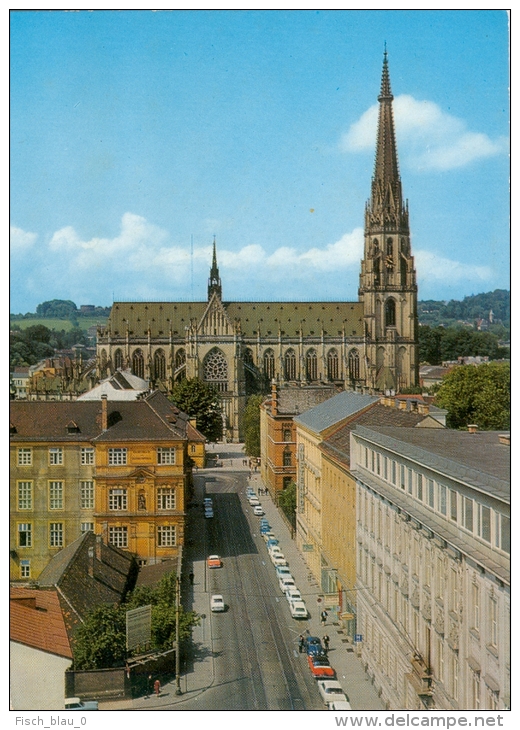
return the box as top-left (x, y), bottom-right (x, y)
top-left (10, 317), bottom-right (108, 332)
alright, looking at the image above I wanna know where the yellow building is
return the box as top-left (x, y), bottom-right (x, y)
top-left (10, 392), bottom-right (204, 580)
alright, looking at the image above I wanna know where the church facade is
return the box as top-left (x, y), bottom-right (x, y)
top-left (96, 54), bottom-right (419, 441)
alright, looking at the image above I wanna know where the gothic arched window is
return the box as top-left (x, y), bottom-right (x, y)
top-left (154, 349), bottom-right (166, 381)
top-left (400, 256), bottom-right (407, 286)
top-left (385, 299), bottom-right (396, 328)
top-left (306, 349), bottom-right (318, 381)
top-left (348, 349), bottom-right (360, 381)
top-left (284, 349), bottom-right (296, 381)
top-left (327, 348), bottom-right (339, 381)
top-left (203, 348), bottom-right (228, 392)
top-left (174, 349), bottom-right (186, 382)
top-left (132, 349), bottom-right (145, 379)
top-left (114, 348), bottom-right (123, 371)
top-left (99, 349), bottom-right (107, 379)
top-left (263, 349), bottom-right (275, 381)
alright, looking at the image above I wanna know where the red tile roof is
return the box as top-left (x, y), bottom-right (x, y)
top-left (10, 587), bottom-right (72, 659)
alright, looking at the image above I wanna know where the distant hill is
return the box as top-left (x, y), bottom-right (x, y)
top-left (418, 290), bottom-right (510, 329)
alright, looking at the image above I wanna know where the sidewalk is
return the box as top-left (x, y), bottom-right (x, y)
top-left (101, 449), bottom-right (384, 711)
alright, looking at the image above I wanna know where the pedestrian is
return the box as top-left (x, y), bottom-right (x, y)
top-left (320, 609), bottom-right (328, 626)
top-left (298, 634), bottom-right (305, 654)
top-left (154, 679), bottom-right (161, 696)
top-left (146, 674), bottom-right (153, 698)
top-left (189, 571), bottom-right (194, 585)
top-left (323, 634), bottom-right (330, 653)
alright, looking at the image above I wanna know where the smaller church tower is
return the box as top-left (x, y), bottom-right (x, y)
top-left (359, 51), bottom-right (419, 392)
top-left (208, 236), bottom-right (222, 301)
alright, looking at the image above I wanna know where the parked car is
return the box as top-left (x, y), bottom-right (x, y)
top-left (328, 700), bottom-right (352, 711)
top-left (262, 531), bottom-right (276, 543)
top-left (210, 594), bottom-right (225, 612)
top-left (249, 498), bottom-right (260, 507)
top-left (279, 576), bottom-right (296, 593)
top-left (290, 600), bottom-right (309, 619)
top-left (275, 565), bottom-right (291, 579)
top-left (285, 588), bottom-right (302, 604)
top-left (317, 680), bottom-right (348, 706)
top-left (260, 523), bottom-right (271, 534)
top-left (307, 654), bottom-right (336, 678)
top-left (268, 544), bottom-right (283, 557)
top-left (204, 509), bottom-right (214, 518)
top-left (253, 505), bottom-right (264, 516)
top-left (266, 538), bottom-right (279, 550)
top-left (272, 555), bottom-right (288, 567)
top-left (64, 698), bottom-right (99, 711)
top-left (305, 636), bottom-right (323, 656)
top-left (207, 554), bottom-right (222, 569)
top-left (203, 497), bottom-right (213, 507)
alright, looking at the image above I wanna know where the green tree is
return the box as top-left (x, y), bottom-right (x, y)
top-left (170, 378), bottom-right (222, 441)
top-left (36, 299), bottom-right (78, 318)
top-left (435, 362), bottom-right (510, 430)
top-left (278, 481), bottom-right (297, 529)
top-left (243, 394), bottom-right (265, 457)
top-left (73, 604), bottom-right (127, 670)
top-left (73, 572), bottom-right (199, 669)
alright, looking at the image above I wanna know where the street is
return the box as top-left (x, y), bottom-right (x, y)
top-left (178, 458), bottom-right (323, 710)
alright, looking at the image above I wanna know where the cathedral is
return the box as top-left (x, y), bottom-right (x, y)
top-left (96, 54), bottom-right (419, 441)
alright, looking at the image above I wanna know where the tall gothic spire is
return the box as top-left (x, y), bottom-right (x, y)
top-left (208, 236), bottom-right (222, 300)
top-left (368, 50), bottom-right (408, 232)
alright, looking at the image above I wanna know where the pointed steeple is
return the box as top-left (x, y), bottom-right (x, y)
top-left (369, 50), bottom-right (408, 232)
top-left (208, 236), bottom-right (222, 300)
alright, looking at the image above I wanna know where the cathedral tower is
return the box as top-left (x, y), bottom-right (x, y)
top-left (359, 52), bottom-right (419, 392)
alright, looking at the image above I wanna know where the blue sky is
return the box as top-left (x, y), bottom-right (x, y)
top-left (10, 9), bottom-right (510, 313)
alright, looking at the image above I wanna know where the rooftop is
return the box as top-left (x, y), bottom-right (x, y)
top-left (294, 391), bottom-right (379, 435)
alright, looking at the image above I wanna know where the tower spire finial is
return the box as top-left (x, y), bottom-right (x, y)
top-left (208, 236), bottom-right (222, 300)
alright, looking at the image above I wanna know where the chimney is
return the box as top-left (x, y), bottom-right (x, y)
top-left (418, 402), bottom-right (429, 415)
top-left (95, 534), bottom-right (103, 561)
top-left (88, 546), bottom-right (94, 577)
top-left (101, 394), bottom-right (108, 431)
top-left (467, 424), bottom-right (478, 434)
top-left (398, 399), bottom-right (407, 410)
top-left (271, 380), bottom-right (278, 416)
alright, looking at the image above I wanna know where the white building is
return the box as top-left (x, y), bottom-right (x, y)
top-left (350, 427), bottom-right (510, 711)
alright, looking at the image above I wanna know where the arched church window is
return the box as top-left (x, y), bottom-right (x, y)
top-left (385, 299), bottom-right (396, 328)
top-left (132, 350), bottom-right (144, 379)
top-left (374, 257), bottom-right (380, 286)
top-left (306, 349), bottom-right (318, 381)
top-left (400, 256), bottom-right (407, 286)
top-left (348, 349), bottom-right (360, 381)
top-left (114, 348), bottom-right (123, 371)
top-left (386, 238), bottom-right (394, 271)
top-left (154, 349), bottom-right (166, 381)
top-left (284, 350), bottom-right (296, 381)
top-left (327, 349), bottom-right (339, 380)
top-left (203, 348), bottom-right (228, 392)
top-left (243, 348), bottom-right (254, 365)
top-left (132, 349), bottom-right (145, 379)
top-left (263, 349), bottom-right (275, 381)
top-left (99, 349), bottom-right (107, 379)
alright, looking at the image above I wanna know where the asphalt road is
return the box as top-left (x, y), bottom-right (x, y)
top-left (179, 467), bottom-right (324, 711)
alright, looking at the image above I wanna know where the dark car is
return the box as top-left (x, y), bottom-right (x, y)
top-left (306, 636), bottom-right (323, 656)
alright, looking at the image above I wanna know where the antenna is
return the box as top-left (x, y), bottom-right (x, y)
top-left (191, 234), bottom-right (194, 300)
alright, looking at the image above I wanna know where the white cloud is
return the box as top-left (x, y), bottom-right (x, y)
top-left (341, 94), bottom-right (507, 171)
top-left (10, 225), bottom-right (37, 250)
top-left (415, 249), bottom-right (492, 284)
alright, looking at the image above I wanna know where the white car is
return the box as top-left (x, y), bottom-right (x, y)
top-left (249, 498), bottom-right (260, 507)
top-left (317, 680), bottom-right (348, 706)
top-left (289, 600), bottom-right (308, 619)
top-left (279, 575), bottom-right (296, 593)
top-left (205, 509), bottom-right (214, 518)
top-left (203, 497), bottom-right (213, 506)
top-left (210, 594), bottom-right (225, 612)
top-left (262, 531), bottom-right (276, 543)
top-left (272, 555), bottom-right (288, 567)
top-left (328, 700), bottom-right (353, 711)
top-left (285, 588), bottom-right (302, 603)
top-left (253, 505), bottom-right (264, 516)
top-left (269, 544), bottom-right (283, 557)
top-left (275, 565), bottom-right (291, 579)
